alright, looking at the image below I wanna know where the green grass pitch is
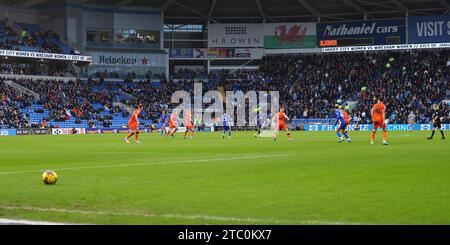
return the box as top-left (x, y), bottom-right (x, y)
top-left (0, 131), bottom-right (449, 224)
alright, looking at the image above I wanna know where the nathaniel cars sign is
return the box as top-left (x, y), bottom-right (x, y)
top-left (317, 19), bottom-right (406, 47)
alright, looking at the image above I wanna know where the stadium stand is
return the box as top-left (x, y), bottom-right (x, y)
top-left (260, 50), bottom-right (450, 125)
top-left (0, 79), bottom-right (33, 129)
top-left (0, 18), bottom-right (74, 54)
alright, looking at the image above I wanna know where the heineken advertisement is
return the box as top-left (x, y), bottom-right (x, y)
top-left (264, 23), bottom-right (316, 49)
top-left (99, 55), bottom-right (141, 65)
top-left (89, 51), bottom-right (167, 67)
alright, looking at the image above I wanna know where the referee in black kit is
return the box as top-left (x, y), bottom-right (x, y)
top-left (427, 105), bottom-right (445, 140)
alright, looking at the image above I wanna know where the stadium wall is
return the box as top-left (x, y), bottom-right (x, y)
top-left (0, 129), bottom-right (17, 136)
top-left (304, 124), bottom-right (450, 131)
top-left (2, 2), bottom-right (164, 51)
top-left (78, 4), bottom-right (162, 50)
top-left (0, 127), bottom-right (215, 136)
top-left (1, 124), bottom-right (449, 137)
top-left (169, 15), bottom-right (450, 60)
top-left (0, 7), bottom-right (39, 24)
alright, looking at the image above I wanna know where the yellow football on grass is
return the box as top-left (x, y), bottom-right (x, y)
top-left (42, 170), bottom-right (58, 185)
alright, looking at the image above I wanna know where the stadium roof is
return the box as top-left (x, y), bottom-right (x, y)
top-left (2, 0), bottom-right (450, 24)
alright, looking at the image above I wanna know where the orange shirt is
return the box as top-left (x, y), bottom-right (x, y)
top-left (278, 111), bottom-right (286, 124)
top-left (185, 112), bottom-right (192, 127)
top-left (170, 113), bottom-right (178, 125)
top-left (342, 110), bottom-right (350, 124)
top-left (372, 102), bottom-right (385, 121)
top-left (128, 109), bottom-right (140, 124)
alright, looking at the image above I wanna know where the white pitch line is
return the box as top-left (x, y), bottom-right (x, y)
top-left (0, 154), bottom-right (290, 176)
top-left (0, 218), bottom-right (86, 225)
top-left (0, 205), bottom-right (369, 225)
top-left (0, 150), bottom-right (177, 155)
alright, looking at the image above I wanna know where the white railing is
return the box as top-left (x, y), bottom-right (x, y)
top-left (0, 73), bottom-right (75, 82)
top-left (113, 102), bottom-right (134, 113)
top-left (2, 79), bottom-right (40, 100)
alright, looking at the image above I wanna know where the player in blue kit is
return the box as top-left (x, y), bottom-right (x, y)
top-left (256, 111), bottom-right (266, 136)
top-left (336, 106), bottom-right (352, 143)
top-left (254, 106), bottom-right (269, 137)
top-left (222, 112), bottom-right (232, 139)
top-left (159, 110), bottom-right (170, 137)
top-left (334, 103), bottom-right (342, 140)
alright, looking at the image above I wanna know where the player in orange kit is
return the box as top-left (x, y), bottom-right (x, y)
top-left (273, 107), bottom-right (291, 142)
top-left (167, 111), bottom-right (178, 137)
top-left (125, 104), bottom-right (144, 144)
top-left (336, 105), bottom-right (352, 143)
top-left (183, 110), bottom-right (195, 139)
top-left (371, 97), bottom-right (388, 145)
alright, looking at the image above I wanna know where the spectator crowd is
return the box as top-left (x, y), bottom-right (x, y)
top-left (0, 80), bottom-right (33, 128)
top-left (1, 18), bottom-right (74, 54)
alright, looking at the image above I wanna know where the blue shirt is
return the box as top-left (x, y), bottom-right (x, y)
top-left (222, 113), bottom-right (231, 126)
top-left (337, 111), bottom-right (346, 124)
top-left (161, 113), bottom-right (169, 124)
top-left (334, 109), bottom-right (341, 119)
top-left (257, 113), bottom-right (267, 126)
top-left (335, 109), bottom-right (344, 125)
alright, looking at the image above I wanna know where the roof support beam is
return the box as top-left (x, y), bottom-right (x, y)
top-left (162, 0), bottom-right (176, 11)
top-left (114, 0), bottom-right (135, 8)
top-left (387, 0), bottom-right (408, 13)
top-left (255, 0), bottom-right (266, 21)
top-left (296, 0), bottom-right (319, 15)
top-left (434, 0), bottom-right (450, 11)
top-left (340, 0), bottom-right (372, 19)
top-left (21, 0), bottom-right (47, 8)
top-left (208, 0), bottom-right (217, 18)
top-left (173, 1), bottom-right (217, 23)
top-left (167, 8), bottom-right (415, 20)
top-left (354, 0), bottom-right (398, 10)
top-left (296, 0), bottom-right (320, 21)
top-left (408, 8), bottom-right (448, 15)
